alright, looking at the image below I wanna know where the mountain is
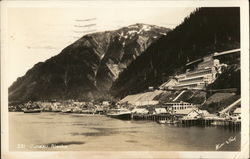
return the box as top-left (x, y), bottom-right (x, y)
top-left (111, 7), bottom-right (240, 98)
top-left (9, 23), bottom-right (170, 103)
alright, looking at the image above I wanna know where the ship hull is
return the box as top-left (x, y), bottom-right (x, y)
top-left (61, 111), bottom-right (72, 113)
top-left (52, 110), bottom-right (61, 112)
top-left (24, 110), bottom-right (41, 113)
top-left (107, 113), bottom-right (131, 120)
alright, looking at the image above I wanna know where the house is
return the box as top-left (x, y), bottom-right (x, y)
top-left (102, 101), bottom-right (110, 106)
top-left (148, 86), bottom-right (154, 91)
top-left (233, 107), bottom-right (241, 115)
top-left (154, 108), bottom-right (167, 114)
top-left (174, 108), bottom-right (200, 119)
top-left (174, 108), bottom-right (203, 119)
top-left (95, 106), bottom-right (104, 114)
top-left (230, 107), bottom-right (241, 121)
top-left (175, 108), bottom-right (216, 120)
top-left (198, 110), bottom-right (217, 119)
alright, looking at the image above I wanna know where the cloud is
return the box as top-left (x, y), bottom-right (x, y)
top-left (75, 18), bottom-right (97, 22)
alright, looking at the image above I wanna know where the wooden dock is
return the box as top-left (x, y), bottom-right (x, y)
top-left (132, 114), bottom-right (178, 121)
top-left (131, 113), bottom-right (241, 130)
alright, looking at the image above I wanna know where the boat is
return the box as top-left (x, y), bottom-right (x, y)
top-left (173, 120), bottom-right (180, 125)
top-left (166, 120), bottom-right (172, 124)
top-left (81, 109), bottom-right (94, 114)
top-left (42, 108), bottom-right (52, 112)
top-left (106, 108), bottom-right (132, 120)
top-left (52, 109), bottom-right (61, 112)
top-left (166, 119), bottom-right (179, 125)
top-left (158, 120), bottom-right (167, 124)
top-left (61, 108), bottom-right (72, 113)
top-left (23, 108), bottom-right (41, 113)
top-left (72, 109), bottom-right (82, 114)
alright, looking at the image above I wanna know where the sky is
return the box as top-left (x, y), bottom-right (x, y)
top-left (5, 6), bottom-right (196, 87)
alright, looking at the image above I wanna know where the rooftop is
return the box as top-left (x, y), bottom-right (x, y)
top-left (233, 107), bottom-right (241, 114)
top-left (174, 108), bottom-right (196, 115)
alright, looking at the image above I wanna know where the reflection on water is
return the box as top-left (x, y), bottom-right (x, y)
top-left (70, 128), bottom-right (139, 137)
top-left (9, 112), bottom-right (240, 151)
top-left (126, 140), bottom-right (138, 143)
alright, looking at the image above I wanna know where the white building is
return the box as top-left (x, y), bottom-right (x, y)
top-left (231, 107), bottom-right (241, 121)
top-left (102, 101), bottom-right (110, 106)
top-left (160, 54), bottom-right (226, 90)
top-left (164, 101), bottom-right (197, 112)
top-left (174, 67), bottom-right (217, 89)
top-left (174, 108), bottom-right (199, 118)
top-left (175, 108), bottom-right (214, 119)
top-left (154, 108), bottom-right (167, 114)
top-left (233, 107), bottom-right (241, 115)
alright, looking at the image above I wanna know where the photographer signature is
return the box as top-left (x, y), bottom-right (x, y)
top-left (215, 136), bottom-right (236, 150)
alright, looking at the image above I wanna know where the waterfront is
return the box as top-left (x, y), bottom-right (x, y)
top-left (9, 112), bottom-right (240, 151)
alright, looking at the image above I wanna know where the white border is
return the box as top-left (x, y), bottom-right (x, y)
top-left (1, 1), bottom-right (249, 159)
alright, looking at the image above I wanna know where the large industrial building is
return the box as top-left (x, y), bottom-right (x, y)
top-left (160, 54), bottom-right (227, 90)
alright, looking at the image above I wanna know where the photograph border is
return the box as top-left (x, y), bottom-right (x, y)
top-left (1, 1), bottom-right (249, 158)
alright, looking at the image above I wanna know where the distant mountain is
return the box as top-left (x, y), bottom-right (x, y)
top-left (111, 7), bottom-right (240, 98)
top-left (9, 23), bottom-right (170, 103)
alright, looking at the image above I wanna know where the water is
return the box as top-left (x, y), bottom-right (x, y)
top-left (9, 112), bottom-right (240, 151)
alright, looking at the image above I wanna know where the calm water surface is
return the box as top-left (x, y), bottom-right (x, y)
top-left (9, 112), bottom-right (240, 151)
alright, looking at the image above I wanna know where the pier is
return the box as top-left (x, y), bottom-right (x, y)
top-left (131, 113), bottom-right (241, 130)
top-left (180, 118), bottom-right (240, 128)
top-left (132, 114), bottom-right (177, 121)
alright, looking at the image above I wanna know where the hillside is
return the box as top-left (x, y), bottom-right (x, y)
top-left (111, 7), bottom-right (240, 99)
top-left (207, 64), bottom-right (240, 93)
top-left (202, 93), bottom-right (240, 113)
top-left (9, 24), bottom-right (170, 103)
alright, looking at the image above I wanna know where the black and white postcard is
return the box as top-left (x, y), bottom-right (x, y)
top-left (1, 0), bottom-right (249, 159)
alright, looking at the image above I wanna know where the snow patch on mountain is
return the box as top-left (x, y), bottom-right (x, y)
top-left (141, 25), bottom-right (151, 31)
top-left (160, 32), bottom-right (167, 35)
top-left (128, 30), bottom-right (138, 35)
top-left (106, 64), bottom-right (120, 79)
top-left (100, 54), bottom-right (105, 59)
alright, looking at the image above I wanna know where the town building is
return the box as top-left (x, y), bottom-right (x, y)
top-left (102, 101), bottom-right (110, 106)
top-left (175, 108), bottom-right (214, 119)
top-left (174, 108), bottom-right (198, 118)
top-left (163, 101), bottom-right (197, 112)
top-left (231, 107), bottom-right (241, 121)
top-left (233, 107), bottom-right (241, 115)
top-left (153, 108), bottom-right (168, 114)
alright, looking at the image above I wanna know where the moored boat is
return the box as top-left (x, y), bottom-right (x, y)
top-left (61, 108), bottom-right (72, 113)
top-left (106, 108), bottom-right (132, 120)
top-left (158, 120), bottom-right (167, 124)
top-left (23, 108), bottom-right (41, 113)
top-left (52, 109), bottom-right (61, 112)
